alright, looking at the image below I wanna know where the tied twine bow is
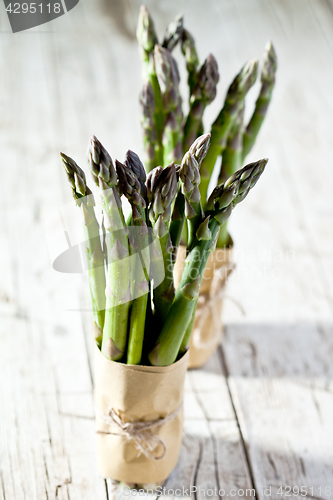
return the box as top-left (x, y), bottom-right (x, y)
top-left (95, 404), bottom-right (182, 460)
top-left (192, 262), bottom-right (244, 349)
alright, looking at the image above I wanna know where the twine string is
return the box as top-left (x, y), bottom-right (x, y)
top-left (95, 404), bottom-right (182, 461)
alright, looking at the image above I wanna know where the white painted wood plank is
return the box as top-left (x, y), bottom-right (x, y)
top-left (186, 353), bottom-right (254, 500)
top-left (223, 324), bottom-right (333, 500)
top-left (0, 16), bottom-right (107, 499)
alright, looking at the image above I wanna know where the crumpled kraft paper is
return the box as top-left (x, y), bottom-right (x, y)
top-left (173, 245), bottom-right (233, 368)
top-left (94, 345), bottom-right (189, 483)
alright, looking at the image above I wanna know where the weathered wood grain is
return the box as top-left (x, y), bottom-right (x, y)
top-left (223, 324), bottom-right (333, 500)
top-left (0, 8), bottom-right (107, 499)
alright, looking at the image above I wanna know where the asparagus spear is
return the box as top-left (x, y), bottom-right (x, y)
top-left (216, 43), bottom-right (276, 247)
top-left (178, 226), bottom-right (220, 355)
top-left (179, 152), bottom-right (201, 248)
top-left (87, 136), bottom-right (130, 361)
top-left (218, 104), bottom-right (245, 182)
top-left (124, 148), bottom-right (147, 197)
top-left (169, 134), bottom-right (210, 253)
top-left (216, 105), bottom-right (244, 247)
top-left (162, 14), bottom-right (184, 52)
top-left (61, 153), bottom-right (106, 334)
top-left (181, 28), bottom-right (199, 96)
top-left (137, 5), bottom-right (164, 169)
top-left (183, 54), bottom-right (219, 151)
top-left (169, 189), bottom-right (185, 254)
top-left (242, 41), bottom-right (277, 161)
top-left (136, 4), bottom-right (158, 58)
top-left (179, 134), bottom-right (212, 249)
top-left (189, 132), bottom-right (212, 166)
top-left (140, 81), bottom-right (157, 173)
top-left (116, 155), bottom-right (149, 365)
top-left (200, 59), bottom-right (258, 205)
top-left (154, 45), bottom-right (183, 166)
top-left (149, 158), bottom-right (268, 366)
top-left (147, 162), bottom-right (178, 324)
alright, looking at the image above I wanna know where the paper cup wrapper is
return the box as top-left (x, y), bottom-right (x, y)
top-left (94, 346), bottom-right (189, 484)
top-left (173, 245), bottom-right (233, 368)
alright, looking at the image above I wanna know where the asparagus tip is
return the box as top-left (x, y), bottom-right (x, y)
top-left (181, 28), bottom-right (199, 69)
top-left (238, 58), bottom-right (259, 94)
top-left (125, 149), bottom-right (146, 184)
top-left (189, 133), bottom-right (211, 166)
top-left (162, 12), bottom-right (184, 52)
top-left (193, 53), bottom-right (219, 104)
top-left (137, 4), bottom-right (158, 53)
top-left (60, 152), bottom-right (89, 205)
top-left (262, 41), bottom-right (277, 83)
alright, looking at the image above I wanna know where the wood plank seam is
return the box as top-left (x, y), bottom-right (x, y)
top-left (186, 378), bottom-right (222, 500)
top-left (218, 341), bottom-right (258, 499)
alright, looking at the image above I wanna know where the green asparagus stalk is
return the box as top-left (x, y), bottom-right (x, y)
top-left (181, 28), bottom-right (199, 96)
top-left (126, 275), bottom-right (149, 364)
top-left (169, 133), bottom-right (211, 253)
top-left (139, 81), bottom-right (157, 173)
top-left (61, 153), bottom-right (106, 333)
top-left (154, 45), bottom-right (183, 165)
top-left (147, 162), bottom-right (178, 323)
top-left (218, 105), bottom-right (245, 184)
top-left (183, 54), bottom-right (219, 151)
top-left (216, 105), bottom-right (244, 247)
top-left (169, 189), bottom-right (185, 254)
top-left (242, 41), bottom-right (277, 161)
top-left (120, 151), bottom-right (148, 281)
top-left (179, 134), bottom-right (211, 249)
top-left (178, 226), bottom-right (220, 354)
top-left (137, 5), bottom-right (164, 169)
top-left (149, 158), bottom-right (268, 366)
top-left (148, 228), bottom-right (217, 367)
top-left (87, 136), bottom-right (130, 361)
top-left (116, 154), bottom-right (149, 365)
top-left (179, 152), bottom-right (202, 249)
top-left (216, 42), bottom-right (276, 247)
top-left (200, 59), bottom-right (258, 206)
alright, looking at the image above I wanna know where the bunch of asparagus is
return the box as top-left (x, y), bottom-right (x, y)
top-left (137, 5), bottom-right (277, 247)
top-left (61, 134), bottom-right (268, 366)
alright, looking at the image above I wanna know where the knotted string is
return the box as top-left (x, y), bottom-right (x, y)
top-left (95, 404), bottom-right (182, 460)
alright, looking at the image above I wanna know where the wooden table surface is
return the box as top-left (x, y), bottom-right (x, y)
top-left (1, 0), bottom-right (333, 499)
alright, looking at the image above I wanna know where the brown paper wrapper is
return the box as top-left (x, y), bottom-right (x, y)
top-left (173, 245), bottom-right (233, 368)
top-left (94, 346), bottom-right (189, 484)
